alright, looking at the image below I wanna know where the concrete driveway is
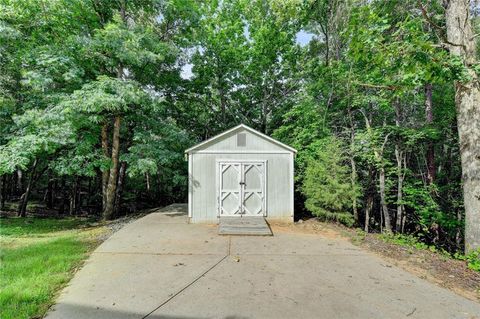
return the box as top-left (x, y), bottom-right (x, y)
top-left (46, 205), bottom-right (480, 319)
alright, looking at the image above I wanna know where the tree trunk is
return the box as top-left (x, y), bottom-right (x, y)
top-left (9, 173), bottom-right (14, 199)
top-left (219, 85), bottom-right (226, 123)
top-left (59, 176), bottom-right (67, 214)
top-left (103, 116), bottom-right (121, 220)
top-left (101, 123), bottom-right (110, 212)
top-left (425, 83), bottom-right (435, 184)
top-left (70, 176), bottom-right (78, 216)
top-left (0, 175), bottom-right (5, 211)
top-left (261, 102), bottom-right (268, 134)
top-left (17, 160), bottom-right (38, 217)
top-left (379, 165), bottom-right (392, 233)
top-left (350, 129), bottom-right (358, 224)
top-left (114, 161), bottom-right (127, 216)
top-left (16, 169), bottom-right (23, 196)
top-left (361, 110), bottom-right (392, 233)
top-left (324, 26), bottom-right (330, 66)
top-left (395, 147), bottom-right (405, 233)
top-left (394, 100), bottom-right (405, 233)
top-left (145, 172), bottom-right (151, 192)
top-left (45, 170), bottom-right (54, 209)
top-left (446, 0), bottom-right (480, 253)
top-left (364, 193), bottom-right (373, 233)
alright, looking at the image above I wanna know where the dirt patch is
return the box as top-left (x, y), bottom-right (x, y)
top-left (280, 218), bottom-right (480, 302)
top-left (270, 218), bottom-right (349, 240)
top-left (359, 234), bottom-right (480, 302)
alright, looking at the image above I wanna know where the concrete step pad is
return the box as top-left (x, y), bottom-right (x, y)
top-left (218, 217), bottom-right (272, 236)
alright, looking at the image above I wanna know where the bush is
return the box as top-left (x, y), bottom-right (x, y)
top-left (455, 249), bottom-right (480, 272)
top-left (302, 137), bottom-right (359, 227)
top-left (465, 249), bottom-right (480, 271)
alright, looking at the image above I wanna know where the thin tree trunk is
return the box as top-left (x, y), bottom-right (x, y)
top-left (394, 100), bottom-right (405, 233)
top-left (59, 176), bottom-right (67, 214)
top-left (219, 85), bottom-right (226, 123)
top-left (325, 27), bottom-right (329, 66)
top-left (103, 116), bottom-right (121, 220)
top-left (70, 176), bottom-right (78, 216)
top-left (350, 129), bottom-right (358, 224)
top-left (395, 147), bottom-right (405, 233)
top-left (16, 169), bottom-right (23, 196)
top-left (425, 83), bottom-right (435, 184)
top-left (45, 170), bottom-right (54, 209)
top-left (361, 110), bottom-right (392, 233)
top-left (9, 173), bottom-right (14, 198)
top-left (0, 175), bottom-right (5, 211)
top-left (17, 160), bottom-right (38, 217)
top-left (379, 165), bottom-right (392, 233)
top-left (446, 0), bottom-right (480, 253)
top-left (114, 161), bottom-right (127, 216)
top-left (145, 172), bottom-right (151, 192)
top-left (364, 193), bottom-right (373, 233)
top-left (260, 100), bottom-right (268, 134)
top-left (101, 123), bottom-right (110, 211)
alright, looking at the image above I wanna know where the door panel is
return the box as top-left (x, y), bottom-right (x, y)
top-left (219, 163), bottom-right (241, 216)
top-left (242, 163), bottom-right (265, 216)
top-left (218, 161), bottom-right (266, 217)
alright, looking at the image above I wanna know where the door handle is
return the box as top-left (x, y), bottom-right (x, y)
top-left (239, 182), bottom-right (245, 185)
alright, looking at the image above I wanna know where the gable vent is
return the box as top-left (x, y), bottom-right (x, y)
top-left (237, 133), bottom-right (246, 147)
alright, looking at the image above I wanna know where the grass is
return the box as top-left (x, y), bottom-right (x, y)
top-left (0, 217), bottom-right (108, 319)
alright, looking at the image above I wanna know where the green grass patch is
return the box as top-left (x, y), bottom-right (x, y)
top-left (379, 233), bottom-right (434, 251)
top-left (0, 217), bottom-right (107, 319)
top-left (0, 218), bottom-right (90, 237)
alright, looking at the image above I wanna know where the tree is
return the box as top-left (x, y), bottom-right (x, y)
top-left (445, 0), bottom-right (480, 253)
top-left (302, 136), bottom-right (359, 226)
top-left (0, 0), bottom-right (196, 218)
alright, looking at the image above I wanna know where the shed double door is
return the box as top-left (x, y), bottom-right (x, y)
top-left (218, 161), bottom-right (266, 217)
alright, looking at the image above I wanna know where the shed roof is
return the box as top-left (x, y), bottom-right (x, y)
top-left (185, 124), bottom-right (297, 154)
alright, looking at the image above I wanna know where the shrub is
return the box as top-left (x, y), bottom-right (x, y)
top-left (302, 137), bottom-right (359, 227)
top-left (455, 249), bottom-right (480, 272)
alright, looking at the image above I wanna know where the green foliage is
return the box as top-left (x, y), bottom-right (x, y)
top-left (302, 137), bottom-right (359, 227)
top-left (273, 98), bottom-right (329, 185)
top-left (403, 181), bottom-right (461, 242)
top-left (453, 249), bottom-right (480, 272)
top-left (380, 233), bottom-right (433, 251)
top-left (0, 108), bottom-right (74, 174)
top-left (181, 0), bottom-right (301, 134)
top-left (63, 76), bottom-right (150, 117)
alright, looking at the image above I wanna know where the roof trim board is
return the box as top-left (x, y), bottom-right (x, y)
top-left (185, 124), bottom-right (297, 154)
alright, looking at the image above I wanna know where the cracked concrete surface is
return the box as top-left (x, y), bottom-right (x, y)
top-left (45, 205), bottom-right (480, 319)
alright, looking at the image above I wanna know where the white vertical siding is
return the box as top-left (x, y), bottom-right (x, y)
top-left (290, 152), bottom-right (294, 217)
top-left (188, 126), bottom-right (295, 223)
top-left (188, 153), bottom-right (193, 218)
top-left (191, 153), bottom-right (293, 223)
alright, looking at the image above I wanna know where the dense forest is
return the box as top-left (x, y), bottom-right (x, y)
top-left (0, 0), bottom-right (479, 255)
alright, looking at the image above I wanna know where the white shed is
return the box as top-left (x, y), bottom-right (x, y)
top-left (186, 124), bottom-right (296, 223)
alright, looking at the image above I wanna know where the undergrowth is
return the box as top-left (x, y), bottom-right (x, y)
top-left (378, 233), bottom-right (480, 272)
